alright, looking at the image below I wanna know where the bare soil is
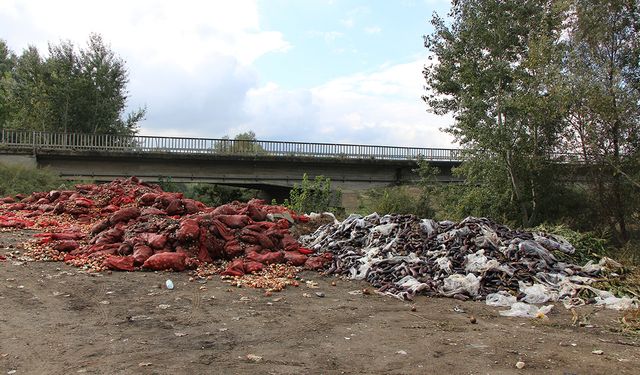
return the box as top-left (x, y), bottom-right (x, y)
top-left (1, 230), bottom-right (639, 375)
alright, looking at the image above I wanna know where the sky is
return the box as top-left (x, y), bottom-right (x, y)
top-left (0, 0), bottom-right (455, 148)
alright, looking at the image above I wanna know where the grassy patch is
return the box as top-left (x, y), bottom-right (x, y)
top-left (0, 163), bottom-right (64, 196)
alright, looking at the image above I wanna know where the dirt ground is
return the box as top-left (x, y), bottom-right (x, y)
top-left (1, 230), bottom-right (639, 375)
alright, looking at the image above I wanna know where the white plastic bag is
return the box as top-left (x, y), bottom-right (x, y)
top-left (440, 273), bottom-right (481, 297)
top-left (396, 276), bottom-right (429, 294)
top-left (499, 302), bottom-right (554, 318)
top-left (465, 250), bottom-right (500, 273)
top-left (486, 291), bottom-right (517, 307)
top-left (519, 282), bottom-right (557, 304)
top-left (593, 290), bottom-right (639, 310)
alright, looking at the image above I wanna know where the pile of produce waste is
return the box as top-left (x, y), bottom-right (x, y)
top-left (2, 178), bottom-right (637, 315)
top-left (301, 213), bottom-right (638, 316)
top-left (0, 177), bottom-right (332, 281)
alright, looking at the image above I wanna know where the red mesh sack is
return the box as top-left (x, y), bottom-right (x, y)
top-left (139, 233), bottom-right (167, 250)
top-left (220, 258), bottom-right (245, 276)
top-left (216, 214), bottom-right (251, 229)
top-left (224, 239), bottom-right (244, 258)
top-left (243, 260), bottom-right (264, 274)
top-left (165, 199), bottom-right (185, 215)
top-left (53, 240), bottom-right (79, 252)
top-left (109, 207), bottom-right (140, 224)
top-left (211, 220), bottom-right (236, 241)
top-left (143, 252), bottom-right (187, 271)
top-left (177, 219), bottom-right (200, 242)
top-left (246, 250), bottom-right (284, 265)
top-left (212, 204), bottom-right (239, 216)
top-left (284, 251), bottom-right (308, 266)
top-left (132, 244), bottom-right (154, 265)
top-left (139, 193), bottom-right (159, 206)
top-left (104, 256), bottom-right (135, 272)
top-left (304, 253), bottom-right (333, 270)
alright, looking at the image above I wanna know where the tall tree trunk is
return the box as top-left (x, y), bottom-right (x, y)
top-left (608, 43), bottom-right (629, 243)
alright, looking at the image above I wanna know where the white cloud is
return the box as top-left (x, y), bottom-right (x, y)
top-left (0, 0), bottom-right (290, 69)
top-left (340, 17), bottom-right (355, 28)
top-left (0, 0), bottom-right (455, 148)
top-left (244, 58), bottom-right (455, 148)
top-left (308, 30), bottom-right (344, 43)
top-left (364, 26), bottom-right (382, 34)
top-left (340, 6), bottom-right (371, 29)
top-left (0, 0), bottom-right (291, 137)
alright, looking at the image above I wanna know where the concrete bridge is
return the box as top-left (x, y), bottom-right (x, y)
top-left (0, 130), bottom-right (466, 206)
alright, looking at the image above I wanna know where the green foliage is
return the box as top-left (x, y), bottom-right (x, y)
top-left (535, 223), bottom-right (612, 264)
top-left (155, 178), bottom-right (257, 207)
top-left (0, 163), bottom-right (63, 196)
top-left (213, 131), bottom-right (266, 154)
top-left (156, 176), bottom-right (179, 193)
top-left (286, 173), bottom-right (341, 214)
top-left (358, 186), bottom-right (433, 218)
top-left (423, 0), bottom-right (568, 228)
top-left (422, 0), bottom-right (640, 245)
top-left (0, 34), bottom-right (145, 135)
top-left (562, 0), bottom-right (640, 243)
top-left (189, 184), bottom-right (257, 207)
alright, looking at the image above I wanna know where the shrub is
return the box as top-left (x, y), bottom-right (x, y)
top-left (534, 223), bottom-right (612, 264)
top-left (286, 174), bottom-right (341, 214)
top-left (358, 186), bottom-right (433, 218)
top-left (189, 184), bottom-right (257, 206)
top-left (0, 163), bottom-right (63, 196)
top-left (156, 178), bottom-right (258, 207)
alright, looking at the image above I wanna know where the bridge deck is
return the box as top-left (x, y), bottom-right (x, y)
top-left (0, 130), bottom-right (462, 162)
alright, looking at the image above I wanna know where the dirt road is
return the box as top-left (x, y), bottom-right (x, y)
top-left (1, 232), bottom-right (639, 375)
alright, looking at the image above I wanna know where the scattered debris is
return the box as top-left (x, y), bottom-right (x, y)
top-left (301, 214), bottom-right (638, 313)
top-left (2, 178), bottom-right (638, 320)
top-left (246, 354), bottom-right (263, 362)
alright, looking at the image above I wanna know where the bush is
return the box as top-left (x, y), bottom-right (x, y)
top-left (189, 184), bottom-right (258, 207)
top-left (0, 164), bottom-right (63, 196)
top-left (156, 178), bottom-right (258, 207)
top-left (286, 174), bottom-right (341, 214)
top-left (358, 186), bottom-right (433, 218)
top-left (534, 223), bottom-right (612, 264)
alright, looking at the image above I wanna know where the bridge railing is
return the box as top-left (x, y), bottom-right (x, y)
top-left (0, 130), bottom-right (463, 162)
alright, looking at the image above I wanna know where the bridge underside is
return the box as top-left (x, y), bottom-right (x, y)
top-left (1, 151), bottom-right (461, 209)
top-left (28, 151), bottom-right (459, 187)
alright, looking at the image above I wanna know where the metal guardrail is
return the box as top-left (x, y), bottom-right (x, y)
top-left (0, 130), bottom-right (463, 162)
top-left (0, 130), bottom-right (583, 163)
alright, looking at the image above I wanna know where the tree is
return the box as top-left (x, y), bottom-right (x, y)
top-left (423, 0), bottom-right (569, 227)
top-left (0, 39), bottom-right (17, 128)
top-left (10, 46), bottom-right (52, 131)
top-left (213, 131), bottom-right (266, 154)
top-left (0, 34), bottom-right (145, 135)
top-left (78, 34), bottom-right (145, 135)
top-left (563, 0), bottom-right (640, 243)
top-left (286, 173), bottom-right (341, 214)
top-left (45, 40), bottom-right (80, 133)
